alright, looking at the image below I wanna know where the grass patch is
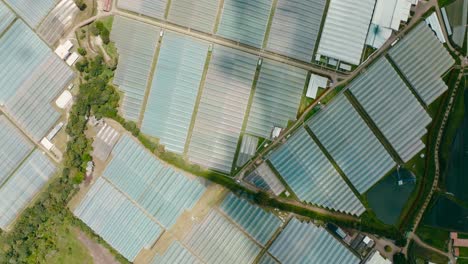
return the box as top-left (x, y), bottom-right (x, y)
top-left (438, 0), bottom-right (457, 6)
top-left (45, 226), bottom-right (92, 264)
top-left (408, 241), bottom-right (449, 263)
top-left (459, 233), bottom-right (468, 239)
top-left (459, 247), bottom-right (468, 257)
top-left (415, 225), bottom-right (449, 251)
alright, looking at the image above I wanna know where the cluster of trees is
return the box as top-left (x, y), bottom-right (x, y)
top-left (74, 0), bottom-right (87, 10)
top-left (90, 21), bottom-right (110, 44)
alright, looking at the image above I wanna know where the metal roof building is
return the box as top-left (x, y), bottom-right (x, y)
top-left (268, 218), bottom-right (360, 264)
top-left (388, 22), bottom-right (455, 105)
top-left (92, 123), bottom-right (120, 161)
top-left (74, 178), bottom-right (163, 262)
top-left (167, 0), bottom-right (220, 32)
top-left (183, 209), bottom-right (262, 264)
top-left (117, 0), bottom-right (168, 20)
top-left (37, 0), bottom-right (80, 45)
top-left (0, 150), bottom-right (56, 230)
top-left (269, 128), bottom-right (365, 216)
top-left (348, 58), bottom-right (432, 162)
top-left (0, 116), bottom-right (33, 186)
top-left (104, 134), bottom-right (206, 228)
top-left (4, 0), bottom-right (55, 28)
top-left (141, 32), bottom-right (208, 154)
top-left (220, 193), bottom-right (282, 245)
top-left (307, 94), bottom-right (396, 193)
top-left (0, 2), bottom-right (15, 35)
top-left (317, 0), bottom-right (376, 65)
top-left (111, 16), bottom-right (160, 121)
top-left (245, 59), bottom-right (307, 139)
top-left (188, 45), bottom-right (257, 173)
top-left (217, 0), bottom-right (272, 48)
top-left (266, 0), bottom-right (326, 62)
top-left (236, 134), bottom-right (258, 167)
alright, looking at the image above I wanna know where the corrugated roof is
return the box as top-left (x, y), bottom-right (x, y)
top-left (220, 193), bottom-right (282, 245)
top-left (104, 134), bottom-right (206, 228)
top-left (246, 59), bottom-right (307, 139)
top-left (111, 16), bottom-right (160, 121)
top-left (317, 0), bottom-right (376, 65)
top-left (188, 45), bottom-right (257, 173)
top-left (388, 22), bottom-right (454, 105)
top-left (117, 0), bottom-right (168, 20)
top-left (4, 0), bottom-right (55, 28)
top-left (268, 218), bottom-right (360, 264)
top-left (217, 0), bottom-right (272, 47)
top-left (348, 58), bottom-right (432, 162)
top-left (141, 32), bottom-right (208, 154)
top-left (0, 2), bottom-right (15, 35)
top-left (307, 94), bottom-right (396, 193)
top-left (74, 178), bottom-right (163, 261)
top-left (167, 0), bottom-right (220, 32)
top-left (269, 127), bottom-right (365, 215)
top-left (0, 116), bottom-right (33, 186)
top-left (0, 150), bottom-right (56, 230)
top-left (267, 0), bottom-right (326, 62)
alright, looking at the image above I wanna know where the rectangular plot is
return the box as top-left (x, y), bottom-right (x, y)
top-left (188, 45), bottom-right (258, 173)
top-left (0, 150), bottom-right (56, 230)
top-left (388, 22), bottom-right (455, 105)
top-left (0, 116), bottom-right (33, 186)
top-left (111, 16), bottom-right (160, 121)
top-left (236, 134), bottom-right (258, 167)
top-left (141, 32), bottom-right (208, 154)
top-left (167, 0), bottom-right (220, 32)
top-left (92, 123), bottom-right (120, 161)
top-left (184, 210), bottom-right (262, 264)
top-left (117, 0), bottom-right (168, 20)
top-left (246, 59), bottom-right (307, 138)
top-left (317, 0), bottom-right (376, 65)
top-left (74, 178), bottom-right (163, 261)
top-left (269, 218), bottom-right (360, 264)
top-left (269, 127), bottom-right (365, 215)
top-left (151, 241), bottom-right (202, 264)
top-left (267, 0), bottom-right (326, 62)
top-left (245, 162), bottom-right (285, 195)
top-left (4, 0), bottom-right (55, 28)
top-left (0, 2), bottom-right (15, 35)
top-left (37, 0), bottom-right (80, 45)
top-left (217, 0), bottom-right (272, 47)
top-left (307, 94), bottom-right (396, 193)
top-left (220, 193), bottom-right (282, 245)
top-left (6, 53), bottom-right (75, 141)
top-left (103, 135), bottom-right (206, 228)
top-left (0, 21), bottom-right (50, 103)
top-left (348, 58), bottom-right (432, 162)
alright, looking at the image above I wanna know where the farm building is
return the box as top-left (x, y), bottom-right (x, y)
top-left (269, 127), bottom-right (365, 216)
top-left (266, 0), bottom-right (326, 62)
top-left (388, 22), bottom-right (455, 105)
top-left (245, 59), bottom-right (307, 139)
top-left (141, 32), bottom-right (209, 154)
top-left (317, 0), bottom-right (376, 65)
top-left (188, 45), bottom-right (257, 173)
top-left (348, 57), bottom-right (432, 162)
top-left (110, 16), bottom-right (160, 121)
top-left (267, 218), bottom-right (360, 264)
top-left (307, 94), bottom-right (396, 193)
top-left (217, 0), bottom-right (272, 47)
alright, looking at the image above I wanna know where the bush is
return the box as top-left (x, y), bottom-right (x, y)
top-left (74, 0), bottom-right (87, 10)
top-left (384, 245), bottom-right (392, 252)
top-left (77, 47), bottom-right (87, 56)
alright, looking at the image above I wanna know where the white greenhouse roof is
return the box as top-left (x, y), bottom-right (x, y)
top-left (0, 2), bottom-right (15, 35)
top-left (372, 0), bottom-right (415, 31)
top-left (388, 22), bottom-right (455, 105)
top-left (317, 0), bottom-right (376, 65)
top-left (425, 12), bottom-right (446, 43)
top-left (37, 0), bottom-right (80, 45)
top-left (306, 74), bottom-right (328, 99)
top-left (0, 150), bottom-right (56, 230)
top-left (111, 16), bottom-right (160, 121)
top-left (4, 0), bottom-right (55, 28)
top-left (348, 58), bottom-right (432, 162)
top-left (266, 0), bottom-right (326, 62)
top-left (117, 0), bottom-right (168, 19)
top-left (167, 0), bottom-right (220, 32)
top-left (151, 241), bottom-right (202, 264)
top-left (188, 45), bottom-right (257, 173)
top-left (141, 32), bottom-right (209, 154)
top-left (307, 94), bottom-right (396, 193)
top-left (269, 128), bottom-right (365, 215)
